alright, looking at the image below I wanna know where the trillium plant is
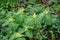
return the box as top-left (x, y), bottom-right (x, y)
top-left (0, 0), bottom-right (60, 40)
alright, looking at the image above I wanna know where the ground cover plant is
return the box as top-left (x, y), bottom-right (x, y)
top-left (0, 0), bottom-right (60, 40)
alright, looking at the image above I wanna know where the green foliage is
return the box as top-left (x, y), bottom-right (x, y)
top-left (0, 0), bottom-right (60, 40)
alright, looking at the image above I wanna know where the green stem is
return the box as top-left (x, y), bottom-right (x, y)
top-left (49, 31), bottom-right (55, 40)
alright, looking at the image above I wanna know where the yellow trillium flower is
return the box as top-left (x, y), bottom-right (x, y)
top-left (44, 10), bottom-right (49, 14)
top-left (19, 9), bottom-right (24, 14)
top-left (9, 17), bottom-right (14, 22)
top-left (16, 33), bottom-right (21, 38)
top-left (16, 33), bottom-right (24, 38)
top-left (32, 13), bottom-right (36, 18)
